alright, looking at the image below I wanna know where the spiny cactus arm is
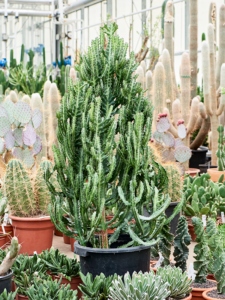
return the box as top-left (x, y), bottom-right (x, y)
top-left (216, 5), bottom-right (225, 90)
top-left (164, 1), bottom-right (173, 68)
top-left (186, 97), bottom-right (199, 135)
top-left (217, 64), bottom-right (225, 116)
top-left (199, 102), bottom-right (207, 119)
top-left (136, 65), bottom-right (144, 89)
top-left (217, 125), bottom-right (225, 171)
top-left (202, 41), bottom-right (213, 116)
top-left (162, 49), bottom-right (173, 115)
top-left (172, 99), bottom-right (182, 127)
top-left (208, 2), bottom-right (216, 54)
top-left (0, 237), bottom-right (21, 275)
top-left (180, 52), bottom-right (191, 126)
top-left (164, 108), bottom-right (178, 138)
top-left (173, 216), bottom-right (191, 272)
top-left (65, 65), bottom-right (70, 93)
top-left (164, 193), bottom-right (184, 225)
top-left (146, 70), bottom-right (152, 103)
top-left (190, 115), bottom-right (211, 150)
top-left (189, 0), bottom-right (198, 100)
top-left (159, 222), bottom-right (173, 266)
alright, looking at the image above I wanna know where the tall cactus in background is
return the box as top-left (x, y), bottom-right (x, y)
top-left (0, 85), bottom-right (3, 103)
top-left (163, 164), bottom-right (182, 202)
top-left (5, 159), bottom-right (35, 217)
top-left (162, 49), bottom-right (173, 115)
top-left (43, 80), bottom-right (51, 157)
top-left (189, 0), bottom-right (198, 100)
top-left (31, 93), bottom-right (47, 163)
top-left (208, 2), bottom-right (217, 60)
top-left (216, 5), bottom-right (225, 89)
top-left (202, 25), bottom-right (225, 165)
top-left (65, 65), bottom-right (71, 93)
top-left (20, 44), bottom-right (25, 63)
top-left (48, 83), bottom-right (60, 160)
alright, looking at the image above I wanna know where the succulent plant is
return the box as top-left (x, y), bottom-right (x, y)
top-left (79, 272), bottom-right (118, 300)
top-left (27, 277), bottom-right (77, 300)
top-left (217, 125), bottom-right (225, 171)
top-left (192, 217), bottom-right (209, 284)
top-left (157, 266), bottom-right (192, 299)
top-left (0, 290), bottom-right (18, 300)
top-left (0, 237), bottom-right (20, 276)
top-left (109, 271), bottom-right (170, 300)
top-left (173, 216), bottom-right (191, 273)
top-left (5, 158), bottom-right (55, 217)
top-left (158, 220), bottom-right (173, 267)
top-left (163, 163), bottom-right (182, 202)
top-left (0, 97), bottom-right (43, 169)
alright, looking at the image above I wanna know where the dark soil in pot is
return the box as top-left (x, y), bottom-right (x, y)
top-left (75, 234), bottom-right (154, 278)
top-left (0, 269), bottom-right (13, 294)
top-left (207, 289), bottom-right (225, 299)
top-left (191, 281), bottom-right (217, 289)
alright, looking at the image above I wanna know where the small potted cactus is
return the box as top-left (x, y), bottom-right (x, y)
top-left (4, 159), bottom-right (57, 255)
top-left (0, 237), bottom-right (20, 295)
top-left (207, 125), bottom-right (225, 182)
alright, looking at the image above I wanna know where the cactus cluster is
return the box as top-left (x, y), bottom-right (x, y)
top-left (4, 159), bottom-right (56, 217)
top-left (0, 95), bottom-right (43, 169)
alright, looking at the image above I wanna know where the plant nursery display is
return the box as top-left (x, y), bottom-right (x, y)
top-left (45, 22), bottom-right (183, 278)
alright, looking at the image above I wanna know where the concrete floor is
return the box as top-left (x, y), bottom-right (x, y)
top-left (52, 235), bottom-right (196, 268)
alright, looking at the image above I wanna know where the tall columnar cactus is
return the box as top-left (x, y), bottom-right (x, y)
top-left (43, 80), bottom-right (51, 155)
top-left (164, 164), bottom-right (182, 202)
top-left (192, 217), bottom-right (209, 284)
top-left (216, 125), bottom-right (225, 171)
top-left (216, 5), bottom-right (225, 89)
top-left (173, 216), bottom-right (191, 273)
top-left (31, 93), bottom-right (47, 164)
top-left (202, 25), bottom-right (225, 165)
top-left (209, 3), bottom-right (217, 60)
top-left (162, 49), bottom-right (173, 115)
top-left (158, 221), bottom-right (173, 266)
top-left (65, 65), bottom-right (71, 93)
top-left (48, 83), bottom-right (60, 160)
top-left (146, 70), bottom-right (152, 103)
top-left (189, 0), bottom-right (198, 99)
top-left (69, 67), bottom-right (76, 84)
top-left (5, 159), bottom-right (35, 217)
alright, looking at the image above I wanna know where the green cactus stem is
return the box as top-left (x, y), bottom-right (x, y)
top-left (159, 221), bottom-right (173, 266)
top-left (216, 125), bottom-right (225, 171)
top-left (0, 237), bottom-right (21, 275)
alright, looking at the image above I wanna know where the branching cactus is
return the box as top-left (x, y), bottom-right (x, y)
top-left (192, 217), bottom-right (209, 284)
top-left (216, 125), bottom-right (225, 171)
top-left (202, 24), bottom-right (225, 165)
top-left (109, 271), bottom-right (170, 300)
top-left (173, 216), bottom-right (191, 272)
top-left (0, 237), bottom-right (20, 276)
top-left (0, 98), bottom-right (43, 168)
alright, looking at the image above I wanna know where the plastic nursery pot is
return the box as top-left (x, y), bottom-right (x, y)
top-left (0, 269), bottom-right (13, 295)
top-left (63, 234), bottom-right (70, 244)
top-left (0, 235), bottom-right (7, 249)
top-left (55, 275), bottom-right (83, 299)
top-left (0, 225), bottom-right (14, 244)
top-left (207, 169), bottom-right (225, 183)
top-left (192, 281), bottom-right (216, 300)
top-left (189, 147), bottom-right (208, 170)
top-left (202, 288), bottom-right (220, 300)
top-left (9, 215), bottom-right (54, 255)
top-left (74, 234), bottom-right (154, 278)
top-left (185, 168), bottom-right (200, 178)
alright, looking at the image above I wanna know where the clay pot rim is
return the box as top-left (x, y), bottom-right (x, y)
top-left (9, 215), bottom-right (51, 222)
top-left (54, 274), bottom-right (81, 280)
top-left (202, 287), bottom-right (219, 300)
top-left (182, 293), bottom-right (192, 300)
top-left (191, 280), bottom-right (216, 292)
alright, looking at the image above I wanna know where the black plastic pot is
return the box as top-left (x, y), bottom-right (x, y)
top-left (189, 146), bottom-right (208, 169)
top-left (74, 235), bottom-right (153, 278)
top-left (143, 202), bottom-right (180, 235)
top-left (0, 269), bottom-right (13, 294)
top-left (199, 160), bottom-right (217, 174)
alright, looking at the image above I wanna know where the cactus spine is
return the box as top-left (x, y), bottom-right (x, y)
top-left (31, 93), bottom-right (47, 164)
top-left (173, 216), bottom-right (191, 273)
top-left (5, 159), bottom-right (35, 217)
top-left (189, 0), bottom-right (198, 99)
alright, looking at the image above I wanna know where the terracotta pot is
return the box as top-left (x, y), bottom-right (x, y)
top-left (54, 224), bottom-right (63, 237)
top-left (185, 168), bottom-right (200, 178)
top-left (9, 215), bottom-right (54, 255)
top-left (47, 270), bottom-right (55, 280)
top-left (0, 224), bottom-right (14, 244)
top-left (0, 235), bottom-right (6, 249)
top-left (183, 294), bottom-right (193, 300)
top-left (70, 236), bottom-right (77, 252)
top-left (16, 295), bottom-right (28, 300)
top-left (55, 275), bottom-right (82, 299)
top-left (63, 234), bottom-right (70, 244)
top-left (207, 274), bottom-right (215, 281)
top-left (202, 288), bottom-right (219, 300)
top-left (192, 281), bottom-right (216, 300)
top-left (207, 169), bottom-right (225, 183)
top-left (106, 215), bottom-right (116, 234)
top-left (188, 224), bottom-right (197, 242)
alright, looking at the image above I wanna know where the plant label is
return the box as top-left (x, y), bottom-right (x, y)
top-left (3, 213), bottom-right (8, 224)
top-left (1, 225), bottom-right (5, 234)
top-left (188, 263), bottom-right (196, 280)
top-left (155, 252), bottom-right (164, 269)
top-left (202, 215), bottom-right (206, 227)
top-left (222, 212), bottom-right (225, 224)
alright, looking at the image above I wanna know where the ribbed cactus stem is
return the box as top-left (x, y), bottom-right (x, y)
top-left (65, 65), bottom-right (71, 93)
top-left (43, 80), bottom-right (51, 158)
top-left (48, 83), bottom-right (60, 159)
top-left (31, 93), bottom-right (47, 163)
top-left (189, 0), bottom-right (198, 99)
top-left (164, 1), bottom-right (173, 69)
top-left (136, 66), bottom-right (144, 89)
top-left (172, 99), bottom-right (181, 128)
top-left (5, 159), bottom-right (35, 217)
top-left (216, 5), bottom-right (225, 89)
top-left (22, 95), bottom-right (31, 104)
top-left (202, 41), bottom-right (212, 116)
top-left (209, 23), bottom-right (219, 165)
top-left (70, 67), bottom-right (76, 84)
top-left (140, 60), bottom-right (146, 76)
top-left (191, 116), bottom-right (211, 150)
top-left (146, 70), bottom-right (152, 103)
top-left (162, 49), bottom-right (173, 116)
top-left (217, 64), bottom-right (225, 115)
top-left (0, 237), bottom-right (21, 276)
top-left (153, 62), bottom-right (165, 132)
top-left (209, 3), bottom-right (217, 57)
top-left (217, 125), bottom-right (225, 171)
top-left (186, 97), bottom-right (199, 135)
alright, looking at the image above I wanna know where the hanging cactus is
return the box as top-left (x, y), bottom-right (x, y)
top-left (5, 159), bottom-right (35, 217)
top-left (173, 216), bottom-right (191, 272)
